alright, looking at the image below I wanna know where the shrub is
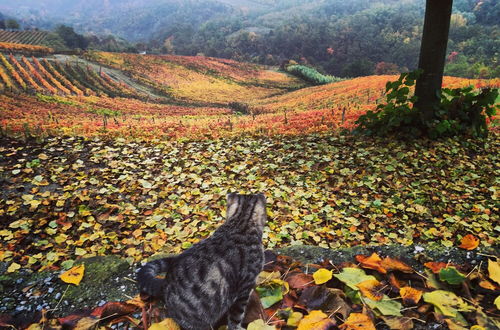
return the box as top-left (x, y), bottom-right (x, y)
top-left (354, 71), bottom-right (499, 139)
top-left (285, 65), bottom-right (340, 85)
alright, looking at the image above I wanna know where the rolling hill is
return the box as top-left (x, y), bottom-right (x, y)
top-left (0, 51), bottom-right (497, 140)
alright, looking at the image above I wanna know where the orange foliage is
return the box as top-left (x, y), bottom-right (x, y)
top-left (0, 42), bottom-right (53, 54)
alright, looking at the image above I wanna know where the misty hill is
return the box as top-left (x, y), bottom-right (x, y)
top-left (1, 0), bottom-right (498, 78)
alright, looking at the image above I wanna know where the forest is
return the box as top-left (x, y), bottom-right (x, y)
top-left (0, 0), bottom-right (498, 78)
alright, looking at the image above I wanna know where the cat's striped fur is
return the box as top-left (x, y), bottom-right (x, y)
top-left (137, 193), bottom-right (267, 330)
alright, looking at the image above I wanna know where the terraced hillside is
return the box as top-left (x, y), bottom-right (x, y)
top-left (0, 30), bottom-right (49, 45)
top-left (0, 52), bottom-right (498, 140)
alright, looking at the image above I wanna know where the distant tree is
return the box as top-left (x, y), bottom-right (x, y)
top-left (54, 25), bottom-right (88, 50)
top-left (0, 20), bottom-right (5, 29)
top-left (414, 0), bottom-right (453, 122)
top-left (5, 19), bottom-right (20, 30)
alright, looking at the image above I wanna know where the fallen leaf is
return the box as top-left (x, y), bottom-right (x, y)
top-left (286, 272), bottom-right (314, 289)
top-left (495, 296), bottom-right (500, 310)
top-left (423, 290), bottom-right (475, 317)
top-left (488, 259), bottom-right (500, 285)
top-left (399, 287), bottom-right (422, 305)
top-left (74, 317), bottom-right (99, 330)
top-left (60, 264), bottom-right (85, 286)
top-left (312, 268), bottom-right (333, 285)
top-left (380, 316), bottom-right (414, 330)
top-left (339, 313), bottom-right (375, 330)
top-left (247, 319), bottom-right (276, 330)
top-left (287, 312), bottom-right (304, 327)
top-left (148, 318), bottom-right (180, 330)
top-left (439, 267), bottom-right (466, 285)
top-left (364, 296), bottom-right (403, 316)
top-left (424, 261), bottom-right (448, 274)
top-left (297, 310), bottom-right (336, 330)
top-left (356, 279), bottom-right (385, 301)
top-left (7, 262), bottom-right (21, 273)
top-left (356, 253), bottom-right (386, 274)
top-left (334, 267), bottom-right (376, 290)
top-left (458, 234), bottom-right (479, 250)
top-left (380, 257), bottom-right (413, 273)
top-left (297, 286), bottom-right (351, 318)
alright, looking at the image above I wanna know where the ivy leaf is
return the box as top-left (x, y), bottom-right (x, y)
top-left (439, 267), bottom-right (466, 285)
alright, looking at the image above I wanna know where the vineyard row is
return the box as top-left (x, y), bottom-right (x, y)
top-left (0, 30), bottom-right (48, 45)
top-left (0, 54), bottom-right (141, 98)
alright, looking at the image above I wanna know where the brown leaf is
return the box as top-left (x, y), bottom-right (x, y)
top-left (90, 301), bottom-right (139, 319)
top-left (286, 271), bottom-right (315, 289)
top-left (297, 286), bottom-right (351, 319)
top-left (243, 291), bottom-right (266, 325)
top-left (380, 316), bottom-right (414, 330)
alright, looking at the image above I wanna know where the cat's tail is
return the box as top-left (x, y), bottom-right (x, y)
top-left (137, 257), bottom-right (173, 297)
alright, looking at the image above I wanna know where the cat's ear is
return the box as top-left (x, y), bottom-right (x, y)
top-left (253, 193), bottom-right (267, 226)
top-left (226, 193), bottom-right (239, 219)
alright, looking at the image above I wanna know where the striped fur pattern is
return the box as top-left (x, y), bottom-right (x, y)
top-left (137, 193), bottom-right (267, 330)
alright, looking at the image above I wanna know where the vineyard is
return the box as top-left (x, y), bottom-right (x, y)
top-left (0, 30), bottom-right (49, 45)
top-left (0, 52), bottom-right (498, 140)
top-left (0, 54), bottom-right (143, 98)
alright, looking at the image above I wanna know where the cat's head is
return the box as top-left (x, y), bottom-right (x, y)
top-left (226, 193), bottom-right (267, 228)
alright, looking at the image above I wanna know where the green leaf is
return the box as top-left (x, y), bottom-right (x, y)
top-left (439, 267), bottom-right (466, 285)
top-left (255, 283), bottom-right (284, 309)
top-left (423, 290), bottom-right (475, 317)
top-left (334, 267), bottom-right (376, 290)
top-left (364, 296), bottom-right (402, 316)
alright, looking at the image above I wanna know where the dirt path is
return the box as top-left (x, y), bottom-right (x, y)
top-left (49, 54), bottom-right (165, 99)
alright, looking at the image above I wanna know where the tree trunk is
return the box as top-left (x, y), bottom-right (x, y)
top-left (414, 0), bottom-right (453, 122)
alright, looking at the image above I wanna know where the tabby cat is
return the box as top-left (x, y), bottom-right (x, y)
top-left (137, 193), bottom-right (267, 330)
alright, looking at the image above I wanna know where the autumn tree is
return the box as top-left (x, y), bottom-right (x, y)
top-left (414, 0), bottom-right (453, 121)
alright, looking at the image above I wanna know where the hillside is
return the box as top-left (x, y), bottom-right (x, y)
top-left (0, 52), bottom-right (497, 140)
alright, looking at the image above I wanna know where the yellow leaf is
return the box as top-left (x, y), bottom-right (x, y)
top-left (247, 319), bottom-right (276, 330)
top-left (75, 247), bottom-right (87, 256)
top-left (297, 310), bottom-right (336, 330)
top-left (313, 268), bottom-right (333, 285)
top-left (470, 326), bottom-right (486, 330)
top-left (495, 296), bottom-right (500, 310)
top-left (488, 259), bottom-right (500, 285)
top-left (423, 290), bottom-right (474, 318)
top-left (7, 262), bottom-right (21, 273)
top-left (400, 286), bottom-right (423, 305)
top-left (339, 313), bottom-right (376, 330)
top-left (60, 264), bottom-right (85, 286)
top-left (148, 318), bottom-right (181, 330)
top-left (356, 279), bottom-right (384, 301)
top-left (74, 317), bottom-right (99, 330)
top-left (287, 312), bottom-right (304, 327)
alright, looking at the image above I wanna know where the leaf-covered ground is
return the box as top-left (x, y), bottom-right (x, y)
top-left (0, 133), bottom-right (498, 272)
top-left (2, 250), bottom-right (499, 329)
